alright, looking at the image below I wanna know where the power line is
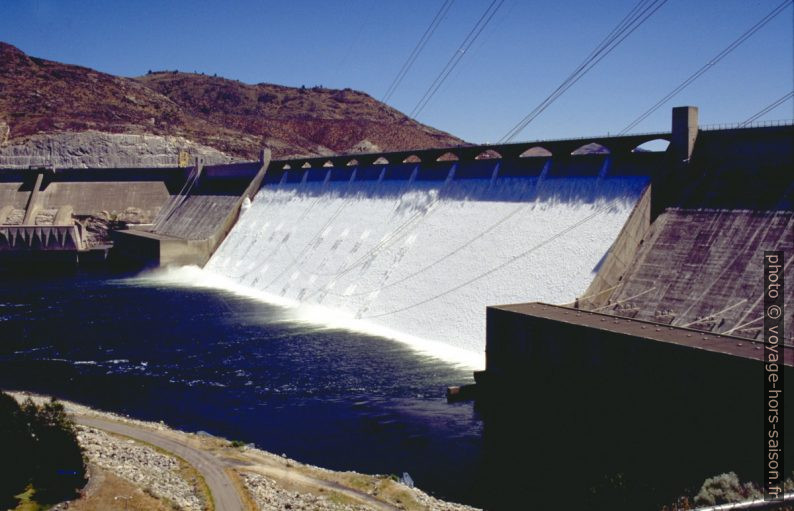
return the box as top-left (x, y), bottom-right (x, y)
top-left (409, 0), bottom-right (505, 119)
top-left (325, 194), bottom-right (532, 298)
top-left (620, 0), bottom-right (792, 134)
top-left (331, 7), bottom-right (376, 83)
top-left (499, 0), bottom-right (668, 143)
top-left (363, 198), bottom-right (620, 319)
top-left (381, 0), bottom-right (455, 104)
top-left (740, 90), bottom-right (794, 126)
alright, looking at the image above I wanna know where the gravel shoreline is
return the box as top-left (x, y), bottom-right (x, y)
top-left (76, 425), bottom-right (205, 511)
top-left (7, 391), bottom-right (480, 511)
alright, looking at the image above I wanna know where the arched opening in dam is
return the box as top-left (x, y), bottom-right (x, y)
top-left (519, 146), bottom-right (552, 157)
top-left (632, 138), bottom-right (670, 152)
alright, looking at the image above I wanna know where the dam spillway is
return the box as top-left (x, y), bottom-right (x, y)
top-left (204, 158), bottom-right (650, 360)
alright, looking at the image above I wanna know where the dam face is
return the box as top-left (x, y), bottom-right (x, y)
top-left (205, 158), bottom-right (649, 358)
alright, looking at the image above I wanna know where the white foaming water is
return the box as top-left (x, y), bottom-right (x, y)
top-left (159, 171), bottom-right (647, 369)
top-left (129, 265), bottom-right (484, 367)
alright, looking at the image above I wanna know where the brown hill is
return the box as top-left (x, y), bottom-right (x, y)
top-left (0, 42), bottom-right (464, 159)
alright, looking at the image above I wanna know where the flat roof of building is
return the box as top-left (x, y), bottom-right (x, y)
top-left (492, 302), bottom-right (793, 367)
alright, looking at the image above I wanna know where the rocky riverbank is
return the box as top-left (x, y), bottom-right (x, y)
top-left (76, 425), bottom-right (205, 511)
top-left (240, 472), bottom-right (369, 511)
top-left (8, 392), bottom-right (479, 511)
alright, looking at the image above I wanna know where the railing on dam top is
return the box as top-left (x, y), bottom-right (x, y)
top-left (699, 118), bottom-right (794, 131)
top-left (268, 132), bottom-right (673, 173)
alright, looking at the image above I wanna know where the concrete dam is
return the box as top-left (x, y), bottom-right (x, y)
top-left (206, 159), bottom-right (648, 360)
top-left (194, 126), bottom-right (681, 363)
top-left (2, 107), bottom-right (791, 362)
top-left (2, 106), bottom-right (792, 506)
top-left (136, 107), bottom-right (793, 504)
top-left (203, 107), bottom-right (793, 362)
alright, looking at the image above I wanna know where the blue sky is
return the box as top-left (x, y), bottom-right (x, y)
top-left (2, 0), bottom-right (792, 143)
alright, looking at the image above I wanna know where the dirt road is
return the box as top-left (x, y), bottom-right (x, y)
top-left (74, 416), bottom-right (244, 511)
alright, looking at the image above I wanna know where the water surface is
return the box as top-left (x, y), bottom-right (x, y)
top-left (0, 270), bottom-right (484, 505)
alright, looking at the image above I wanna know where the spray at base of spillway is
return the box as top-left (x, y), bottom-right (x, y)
top-left (129, 264), bottom-right (485, 367)
top-left (159, 166), bottom-right (648, 368)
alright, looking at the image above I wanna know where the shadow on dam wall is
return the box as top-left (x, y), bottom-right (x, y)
top-left (258, 152), bottom-right (665, 204)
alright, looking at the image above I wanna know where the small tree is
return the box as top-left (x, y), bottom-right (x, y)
top-left (20, 397), bottom-right (86, 504)
top-left (0, 393), bottom-right (33, 508)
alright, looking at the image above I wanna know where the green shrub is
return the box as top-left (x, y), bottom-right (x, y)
top-left (0, 392), bottom-right (32, 509)
top-left (694, 472), bottom-right (761, 506)
top-left (0, 393), bottom-right (86, 507)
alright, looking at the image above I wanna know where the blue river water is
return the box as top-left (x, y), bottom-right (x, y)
top-left (0, 269), bottom-right (486, 506)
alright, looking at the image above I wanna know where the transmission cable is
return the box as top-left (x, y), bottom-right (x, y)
top-left (321, 174), bottom-right (554, 298)
top-left (409, 0), bottom-right (505, 119)
top-left (153, 163), bottom-right (201, 232)
top-left (620, 0), bottom-right (792, 134)
top-left (499, 0), bottom-right (668, 143)
top-left (382, 0), bottom-right (455, 104)
top-left (362, 197), bottom-right (621, 319)
top-left (258, 166), bottom-right (429, 288)
top-left (740, 90), bottom-right (794, 126)
top-left (324, 198), bottom-right (529, 297)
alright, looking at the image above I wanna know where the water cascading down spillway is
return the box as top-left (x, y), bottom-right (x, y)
top-left (204, 158), bottom-right (648, 367)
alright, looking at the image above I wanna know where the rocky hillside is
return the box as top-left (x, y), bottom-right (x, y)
top-left (0, 42), bottom-right (463, 162)
top-left (0, 131), bottom-right (233, 168)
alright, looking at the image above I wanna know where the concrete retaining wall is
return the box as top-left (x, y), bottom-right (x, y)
top-left (578, 124), bottom-right (794, 343)
top-left (0, 167), bottom-right (187, 224)
top-left (40, 181), bottom-right (170, 220)
top-left (0, 156), bottom-right (268, 267)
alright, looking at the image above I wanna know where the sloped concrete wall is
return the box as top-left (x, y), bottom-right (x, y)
top-left (598, 209), bottom-right (794, 341)
top-left (114, 154), bottom-right (271, 267)
top-left (579, 184), bottom-right (652, 309)
top-left (153, 162), bottom-right (264, 241)
top-left (588, 125), bottom-right (794, 343)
